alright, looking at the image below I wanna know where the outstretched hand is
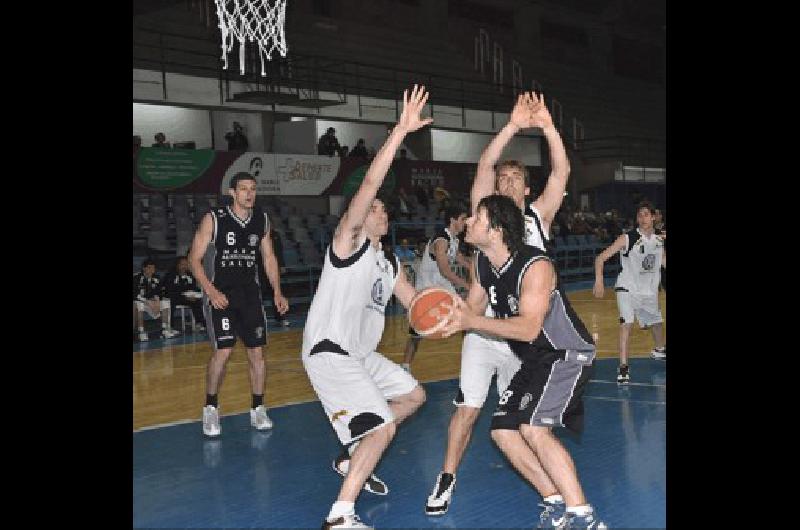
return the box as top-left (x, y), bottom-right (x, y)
top-left (509, 92), bottom-right (537, 130)
top-left (528, 91), bottom-right (554, 129)
top-left (396, 84), bottom-right (434, 134)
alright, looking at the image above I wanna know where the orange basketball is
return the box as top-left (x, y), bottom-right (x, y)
top-left (408, 287), bottom-right (456, 339)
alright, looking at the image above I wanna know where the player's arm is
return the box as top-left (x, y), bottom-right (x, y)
top-left (333, 85), bottom-right (432, 258)
top-left (188, 212), bottom-right (229, 309)
top-left (592, 234), bottom-right (628, 298)
top-left (432, 239), bottom-right (469, 291)
top-left (392, 263), bottom-right (418, 309)
top-left (661, 247), bottom-right (666, 269)
top-left (471, 92), bottom-right (536, 214)
top-left (260, 228), bottom-right (289, 315)
top-left (441, 259), bottom-right (554, 341)
top-left (530, 93), bottom-right (570, 228)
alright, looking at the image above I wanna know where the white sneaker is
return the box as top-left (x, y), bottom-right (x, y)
top-left (203, 405), bottom-right (221, 437)
top-left (650, 347), bottom-right (666, 360)
top-left (425, 472), bottom-right (457, 515)
top-left (193, 323), bottom-right (206, 332)
top-left (250, 405), bottom-right (273, 430)
top-left (162, 328), bottom-right (181, 339)
top-left (279, 319), bottom-right (290, 327)
top-left (138, 331), bottom-right (149, 342)
top-left (322, 513), bottom-right (372, 529)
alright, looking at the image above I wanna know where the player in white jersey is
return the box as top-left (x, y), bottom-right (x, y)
top-left (593, 200), bottom-right (666, 383)
top-left (303, 85), bottom-right (432, 530)
top-left (425, 92), bottom-right (575, 528)
top-left (401, 203), bottom-right (470, 371)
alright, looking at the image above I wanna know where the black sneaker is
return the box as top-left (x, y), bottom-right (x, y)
top-left (617, 364), bottom-right (630, 384)
top-left (332, 454), bottom-right (388, 495)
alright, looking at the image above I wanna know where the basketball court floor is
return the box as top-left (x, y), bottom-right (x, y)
top-left (133, 284), bottom-right (666, 528)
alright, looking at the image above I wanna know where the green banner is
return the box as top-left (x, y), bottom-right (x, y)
top-left (136, 148), bottom-right (216, 190)
top-left (341, 164), bottom-right (396, 198)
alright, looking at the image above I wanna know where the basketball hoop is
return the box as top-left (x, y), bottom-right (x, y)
top-left (214, 0), bottom-right (288, 76)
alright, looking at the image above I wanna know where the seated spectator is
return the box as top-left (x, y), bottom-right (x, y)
top-left (414, 183), bottom-right (429, 209)
top-left (152, 132), bottom-right (170, 148)
top-left (349, 138), bottom-right (369, 158)
top-left (224, 121), bottom-right (249, 151)
top-left (397, 186), bottom-right (415, 221)
top-left (317, 127), bottom-right (342, 157)
top-left (133, 258), bottom-right (180, 341)
top-left (163, 256), bottom-right (205, 332)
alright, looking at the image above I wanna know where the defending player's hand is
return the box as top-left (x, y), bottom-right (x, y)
top-left (208, 287), bottom-right (229, 309)
top-left (440, 296), bottom-right (472, 338)
top-left (592, 280), bottom-right (604, 299)
top-left (509, 92), bottom-right (537, 130)
top-left (528, 91), bottom-right (554, 130)
top-left (274, 293), bottom-right (289, 315)
top-left (395, 84), bottom-right (433, 134)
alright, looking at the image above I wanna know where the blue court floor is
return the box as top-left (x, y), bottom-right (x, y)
top-left (133, 358), bottom-right (666, 529)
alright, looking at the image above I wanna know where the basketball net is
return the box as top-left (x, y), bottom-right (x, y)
top-left (214, 0), bottom-right (288, 76)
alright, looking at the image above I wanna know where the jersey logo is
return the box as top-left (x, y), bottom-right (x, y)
top-left (519, 393), bottom-right (533, 411)
top-left (371, 279), bottom-right (385, 305)
top-left (507, 294), bottom-right (519, 315)
top-left (249, 234), bottom-right (259, 246)
top-left (331, 410), bottom-right (348, 422)
top-left (642, 254), bottom-right (656, 271)
top-left (255, 326), bottom-right (264, 338)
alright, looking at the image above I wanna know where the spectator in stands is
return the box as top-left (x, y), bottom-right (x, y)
top-left (349, 138), bottom-right (369, 158)
top-left (317, 127), bottom-right (342, 157)
top-left (571, 212), bottom-right (591, 235)
top-left (397, 186), bottom-right (415, 221)
top-left (163, 256), bottom-right (205, 332)
top-left (259, 230), bottom-right (290, 327)
top-left (133, 258), bottom-right (180, 341)
top-left (414, 182), bottom-right (429, 209)
top-left (152, 132), bottom-right (170, 148)
top-left (225, 121), bottom-right (249, 151)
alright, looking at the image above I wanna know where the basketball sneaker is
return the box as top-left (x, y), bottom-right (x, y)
top-left (332, 454), bottom-right (388, 495)
top-left (650, 346), bottom-right (666, 360)
top-left (250, 405), bottom-right (273, 430)
top-left (322, 513), bottom-right (372, 529)
top-left (566, 509), bottom-right (608, 529)
top-left (203, 405), bottom-right (221, 437)
top-left (616, 365), bottom-right (630, 384)
top-left (425, 472), bottom-right (456, 515)
top-left (138, 331), bottom-right (149, 342)
top-left (162, 328), bottom-right (180, 339)
top-left (536, 498), bottom-right (567, 528)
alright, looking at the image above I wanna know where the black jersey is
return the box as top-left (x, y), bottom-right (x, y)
top-left (203, 205), bottom-right (269, 288)
top-left (476, 244), bottom-right (595, 364)
top-left (132, 272), bottom-right (164, 301)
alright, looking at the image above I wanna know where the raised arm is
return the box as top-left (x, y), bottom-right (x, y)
top-left (530, 92), bottom-right (570, 228)
top-left (471, 92), bottom-right (537, 214)
top-left (333, 85), bottom-right (433, 258)
top-left (592, 234), bottom-right (628, 298)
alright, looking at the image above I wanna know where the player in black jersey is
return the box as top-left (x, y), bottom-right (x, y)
top-left (441, 195), bottom-right (608, 530)
top-left (188, 172), bottom-right (289, 437)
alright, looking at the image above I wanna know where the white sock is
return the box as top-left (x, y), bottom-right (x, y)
top-left (566, 504), bottom-right (592, 517)
top-left (138, 326), bottom-right (145, 332)
top-left (162, 322), bottom-right (169, 329)
top-left (544, 494), bottom-right (564, 504)
top-left (328, 500), bottom-right (355, 520)
top-left (347, 441), bottom-right (360, 457)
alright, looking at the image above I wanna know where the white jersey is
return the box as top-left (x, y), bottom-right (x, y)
top-left (302, 238), bottom-right (399, 360)
top-left (615, 228), bottom-right (664, 295)
top-left (416, 227), bottom-right (460, 292)
top-left (524, 203), bottom-right (550, 252)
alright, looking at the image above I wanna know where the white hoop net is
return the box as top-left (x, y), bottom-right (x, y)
top-left (214, 0), bottom-right (288, 76)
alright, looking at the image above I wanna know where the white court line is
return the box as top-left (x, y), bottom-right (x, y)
top-left (585, 395), bottom-right (666, 405)
top-left (589, 379), bottom-right (666, 388)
